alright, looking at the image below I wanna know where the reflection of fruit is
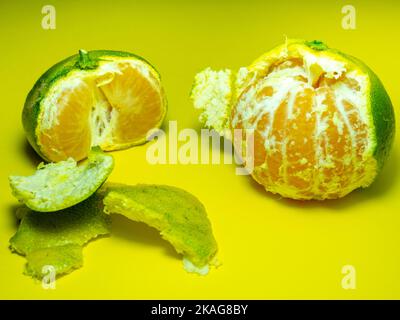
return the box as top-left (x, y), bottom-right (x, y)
top-left (9, 148), bottom-right (114, 212)
top-left (191, 39), bottom-right (395, 200)
top-left (102, 183), bottom-right (218, 275)
top-left (23, 50), bottom-right (167, 162)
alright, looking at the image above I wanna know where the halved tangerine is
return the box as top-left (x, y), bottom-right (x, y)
top-left (23, 50), bottom-right (167, 162)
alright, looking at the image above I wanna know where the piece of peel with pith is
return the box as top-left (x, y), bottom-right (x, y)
top-left (9, 148), bottom-right (114, 212)
top-left (101, 183), bottom-right (218, 275)
top-left (191, 68), bottom-right (233, 136)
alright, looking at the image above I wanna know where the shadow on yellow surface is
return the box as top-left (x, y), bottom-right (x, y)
top-left (21, 139), bottom-right (42, 166)
top-left (111, 214), bottom-right (180, 261)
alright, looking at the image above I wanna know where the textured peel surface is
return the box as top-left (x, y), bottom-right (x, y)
top-left (25, 244), bottom-right (83, 279)
top-left (10, 194), bottom-right (111, 279)
top-left (102, 184), bottom-right (218, 274)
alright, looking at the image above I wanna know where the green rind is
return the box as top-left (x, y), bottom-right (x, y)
top-left (102, 183), bottom-right (218, 268)
top-left (336, 52), bottom-right (395, 170)
top-left (25, 244), bottom-right (83, 278)
top-left (10, 193), bottom-right (111, 279)
top-left (10, 194), bottom-right (111, 255)
top-left (303, 41), bottom-right (395, 170)
top-left (23, 50), bottom-right (164, 162)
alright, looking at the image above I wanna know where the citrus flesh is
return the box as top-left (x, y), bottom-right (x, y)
top-left (101, 184), bottom-right (218, 275)
top-left (191, 40), bottom-right (395, 200)
top-left (9, 148), bottom-right (114, 212)
top-left (23, 50), bottom-right (167, 162)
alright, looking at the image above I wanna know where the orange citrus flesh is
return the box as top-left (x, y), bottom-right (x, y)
top-left (232, 56), bottom-right (374, 200)
top-left (39, 79), bottom-right (93, 162)
top-left (191, 40), bottom-right (394, 200)
top-left (38, 59), bottom-right (165, 162)
top-left (98, 62), bottom-right (163, 145)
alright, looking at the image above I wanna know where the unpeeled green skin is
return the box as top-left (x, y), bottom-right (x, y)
top-left (10, 194), bottom-right (111, 279)
top-left (304, 40), bottom-right (395, 170)
top-left (101, 184), bottom-right (218, 273)
top-left (22, 50), bottom-right (165, 162)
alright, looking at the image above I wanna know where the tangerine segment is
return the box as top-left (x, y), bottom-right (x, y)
top-left (39, 78), bottom-right (93, 162)
top-left (98, 62), bottom-right (164, 147)
top-left (315, 87), bottom-right (353, 197)
top-left (37, 59), bottom-right (165, 161)
top-left (231, 54), bottom-right (375, 200)
top-left (285, 88), bottom-right (316, 192)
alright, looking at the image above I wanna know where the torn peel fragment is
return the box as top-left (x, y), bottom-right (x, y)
top-left (9, 148), bottom-right (114, 212)
top-left (10, 194), bottom-right (111, 279)
top-left (191, 68), bottom-right (233, 136)
top-left (25, 244), bottom-right (83, 279)
top-left (101, 184), bottom-right (218, 275)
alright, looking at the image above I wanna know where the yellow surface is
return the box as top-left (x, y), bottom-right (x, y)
top-left (0, 0), bottom-right (399, 299)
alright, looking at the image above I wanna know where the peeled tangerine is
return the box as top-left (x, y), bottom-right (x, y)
top-left (191, 40), bottom-right (395, 200)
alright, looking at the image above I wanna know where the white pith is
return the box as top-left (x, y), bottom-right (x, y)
top-left (9, 151), bottom-right (114, 212)
top-left (39, 58), bottom-right (161, 149)
top-left (191, 68), bottom-right (232, 135)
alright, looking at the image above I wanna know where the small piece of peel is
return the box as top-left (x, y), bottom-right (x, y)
top-left (10, 194), bottom-right (111, 279)
top-left (102, 183), bottom-right (218, 275)
top-left (9, 148), bottom-right (114, 212)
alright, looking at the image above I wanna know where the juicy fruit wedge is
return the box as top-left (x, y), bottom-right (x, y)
top-left (23, 50), bottom-right (167, 162)
top-left (10, 194), bottom-right (111, 279)
top-left (9, 148), bottom-right (114, 212)
top-left (191, 39), bottom-right (395, 200)
top-left (102, 184), bottom-right (218, 275)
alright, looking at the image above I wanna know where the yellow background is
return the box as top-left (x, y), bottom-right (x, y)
top-left (0, 0), bottom-right (399, 299)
